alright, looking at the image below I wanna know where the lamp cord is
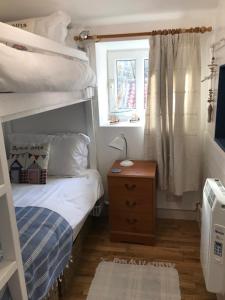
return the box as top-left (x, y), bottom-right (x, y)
top-left (121, 134), bottom-right (127, 159)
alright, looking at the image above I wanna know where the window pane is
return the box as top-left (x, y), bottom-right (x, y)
top-left (144, 59), bottom-right (149, 108)
top-left (116, 60), bottom-right (136, 111)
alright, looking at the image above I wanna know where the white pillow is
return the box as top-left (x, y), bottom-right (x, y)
top-left (7, 11), bottom-right (71, 44)
top-left (48, 133), bottom-right (90, 176)
top-left (8, 133), bottom-right (90, 176)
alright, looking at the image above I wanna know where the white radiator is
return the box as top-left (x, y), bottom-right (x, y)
top-left (201, 178), bottom-right (225, 294)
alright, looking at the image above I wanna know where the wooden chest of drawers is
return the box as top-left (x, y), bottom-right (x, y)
top-left (108, 160), bottom-right (157, 245)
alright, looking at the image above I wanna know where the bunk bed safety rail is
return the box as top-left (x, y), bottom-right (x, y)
top-left (0, 22), bottom-right (88, 62)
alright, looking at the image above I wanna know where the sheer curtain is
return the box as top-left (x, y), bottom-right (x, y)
top-left (144, 33), bottom-right (201, 196)
top-left (83, 41), bottom-right (96, 72)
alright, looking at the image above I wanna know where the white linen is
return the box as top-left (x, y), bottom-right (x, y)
top-left (0, 43), bottom-right (96, 93)
top-left (9, 132), bottom-right (90, 176)
top-left (7, 11), bottom-right (71, 44)
top-left (12, 169), bottom-right (104, 240)
top-left (47, 133), bottom-right (90, 176)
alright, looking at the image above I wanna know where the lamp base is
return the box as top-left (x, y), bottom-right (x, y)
top-left (120, 160), bottom-right (134, 167)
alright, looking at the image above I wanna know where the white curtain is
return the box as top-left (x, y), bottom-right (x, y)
top-left (83, 41), bottom-right (97, 72)
top-left (144, 33), bottom-right (201, 196)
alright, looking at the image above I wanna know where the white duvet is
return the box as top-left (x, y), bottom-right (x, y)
top-left (12, 169), bottom-right (104, 240)
top-left (0, 43), bottom-right (96, 92)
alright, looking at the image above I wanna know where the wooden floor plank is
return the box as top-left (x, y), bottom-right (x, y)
top-left (64, 218), bottom-right (216, 300)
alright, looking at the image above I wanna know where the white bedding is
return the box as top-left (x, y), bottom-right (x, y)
top-left (12, 169), bottom-right (104, 240)
top-left (0, 43), bottom-right (96, 93)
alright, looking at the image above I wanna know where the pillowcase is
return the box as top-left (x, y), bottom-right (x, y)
top-left (8, 133), bottom-right (90, 177)
top-left (48, 133), bottom-right (90, 176)
top-left (8, 143), bottom-right (50, 184)
top-left (25, 144), bottom-right (50, 184)
top-left (8, 144), bottom-right (28, 183)
top-left (7, 11), bottom-right (71, 44)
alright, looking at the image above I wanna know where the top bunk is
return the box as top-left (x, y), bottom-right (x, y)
top-left (0, 21), bottom-right (87, 61)
top-left (0, 21), bottom-right (95, 122)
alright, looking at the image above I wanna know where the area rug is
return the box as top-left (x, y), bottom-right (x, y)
top-left (87, 261), bottom-right (181, 300)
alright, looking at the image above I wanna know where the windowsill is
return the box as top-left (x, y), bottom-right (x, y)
top-left (99, 120), bottom-right (144, 128)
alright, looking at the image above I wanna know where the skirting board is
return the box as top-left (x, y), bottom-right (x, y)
top-left (217, 295), bottom-right (225, 300)
top-left (157, 208), bottom-right (197, 220)
top-left (104, 206), bottom-right (197, 221)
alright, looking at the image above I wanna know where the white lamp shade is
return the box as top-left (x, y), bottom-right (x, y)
top-left (109, 136), bottom-right (125, 151)
top-left (109, 134), bottom-right (134, 167)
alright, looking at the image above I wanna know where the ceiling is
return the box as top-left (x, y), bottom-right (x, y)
top-left (0, 0), bottom-right (219, 25)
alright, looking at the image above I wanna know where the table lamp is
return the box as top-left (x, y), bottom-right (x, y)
top-left (109, 134), bottom-right (134, 167)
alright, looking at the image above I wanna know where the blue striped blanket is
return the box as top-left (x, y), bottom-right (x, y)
top-left (3, 206), bottom-right (73, 300)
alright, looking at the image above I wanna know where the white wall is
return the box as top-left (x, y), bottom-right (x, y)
top-left (201, 1), bottom-right (225, 299)
top-left (9, 103), bottom-right (87, 134)
top-left (4, 102), bottom-right (88, 161)
top-left (203, 0), bottom-right (225, 185)
top-left (95, 126), bottom-right (145, 198)
top-left (89, 9), bottom-right (215, 35)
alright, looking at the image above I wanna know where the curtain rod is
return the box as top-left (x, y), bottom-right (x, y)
top-left (74, 26), bottom-right (212, 41)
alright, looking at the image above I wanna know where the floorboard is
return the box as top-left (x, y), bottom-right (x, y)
top-left (64, 217), bottom-right (216, 300)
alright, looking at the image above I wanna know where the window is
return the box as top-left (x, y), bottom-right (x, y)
top-left (96, 40), bottom-right (149, 126)
top-left (116, 59), bottom-right (136, 110)
top-left (108, 59), bottom-right (136, 114)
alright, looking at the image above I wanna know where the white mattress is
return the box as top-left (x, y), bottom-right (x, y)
top-left (12, 169), bottom-right (104, 240)
top-left (0, 43), bottom-right (96, 93)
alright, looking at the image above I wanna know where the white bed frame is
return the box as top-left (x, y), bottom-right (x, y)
top-left (0, 22), bottom-right (97, 300)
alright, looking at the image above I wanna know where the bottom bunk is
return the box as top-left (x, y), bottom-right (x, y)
top-left (45, 216), bottom-right (93, 300)
top-left (1, 170), bottom-right (104, 300)
top-left (58, 216), bottom-right (93, 299)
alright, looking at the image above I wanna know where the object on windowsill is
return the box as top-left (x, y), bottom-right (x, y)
top-left (129, 112), bottom-right (140, 123)
top-left (109, 134), bottom-right (134, 167)
top-left (130, 118), bottom-right (140, 123)
top-left (109, 120), bottom-right (120, 125)
top-left (109, 114), bottom-right (120, 125)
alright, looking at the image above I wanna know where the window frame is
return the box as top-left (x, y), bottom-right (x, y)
top-left (96, 39), bottom-right (149, 127)
top-left (107, 48), bottom-right (148, 123)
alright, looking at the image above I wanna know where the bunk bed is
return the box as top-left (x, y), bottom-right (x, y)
top-left (0, 21), bottom-right (102, 300)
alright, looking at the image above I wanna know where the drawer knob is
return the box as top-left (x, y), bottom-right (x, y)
top-left (126, 218), bottom-right (137, 225)
top-left (125, 200), bottom-right (137, 207)
top-left (125, 183), bottom-right (136, 190)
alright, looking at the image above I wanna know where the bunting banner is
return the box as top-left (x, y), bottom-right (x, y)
top-left (8, 143), bottom-right (50, 185)
top-left (28, 153), bottom-right (40, 160)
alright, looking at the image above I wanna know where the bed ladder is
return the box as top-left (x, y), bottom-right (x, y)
top-left (0, 122), bottom-right (27, 300)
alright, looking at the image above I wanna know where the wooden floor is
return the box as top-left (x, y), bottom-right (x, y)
top-left (65, 217), bottom-right (216, 300)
